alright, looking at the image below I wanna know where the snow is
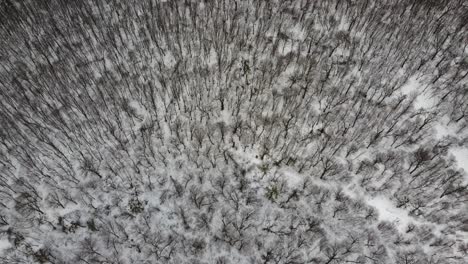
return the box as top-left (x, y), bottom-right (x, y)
top-left (338, 17), bottom-right (351, 31)
top-left (0, 238), bottom-right (12, 254)
top-left (163, 52), bottom-right (177, 68)
top-left (414, 92), bottom-right (437, 109)
top-left (400, 76), bottom-right (437, 109)
top-left (216, 109), bottom-right (232, 126)
top-left (3, 2), bottom-right (468, 262)
top-left (433, 121), bottom-right (457, 139)
top-left (367, 196), bottom-right (413, 232)
top-left (207, 48), bottom-right (217, 67)
top-left (344, 177), bottom-right (420, 233)
top-left (279, 167), bottom-right (303, 188)
top-left (128, 100), bottom-right (150, 131)
top-left (450, 147), bottom-right (468, 182)
top-left (288, 24), bottom-right (305, 41)
top-left (431, 116), bottom-right (468, 182)
top-left (399, 77), bottom-right (417, 101)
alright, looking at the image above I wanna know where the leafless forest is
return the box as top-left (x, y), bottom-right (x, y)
top-left (0, 0), bottom-right (468, 263)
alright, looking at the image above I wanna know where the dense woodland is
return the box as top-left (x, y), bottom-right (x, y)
top-left (0, 0), bottom-right (468, 263)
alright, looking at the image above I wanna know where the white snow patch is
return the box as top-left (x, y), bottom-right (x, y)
top-left (414, 92), bottom-right (437, 109)
top-left (433, 122), bottom-right (457, 139)
top-left (207, 48), bottom-right (217, 67)
top-left (338, 18), bottom-right (350, 31)
top-left (216, 109), bottom-right (232, 126)
top-left (163, 52), bottom-right (177, 68)
top-left (368, 196), bottom-right (414, 232)
top-left (0, 238), bottom-right (12, 253)
top-left (288, 24), bottom-right (305, 41)
top-left (278, 41), bottom-right (296, 55)
top-left (450, 147), bottom-right (468, 181)
top-left (229, 146), bottom-right (262, 169)
top-left (401, 76), bottom-right (437, 110)
top-left (279, 167), bottom-right (303, 188)
top-left (401, 76), bottom-right (419, 95)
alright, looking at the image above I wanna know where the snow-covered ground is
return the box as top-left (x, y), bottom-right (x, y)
top-left (403, 75), bottom-right (468, 183)
top-left (451, 148), bottom-right (468, 183)
top-left (0, 238), bottom-right (11, 254)
top-left (401, 76), bottom-right (437, 110)
top-left (367, 196), bottom-right (414, 232)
